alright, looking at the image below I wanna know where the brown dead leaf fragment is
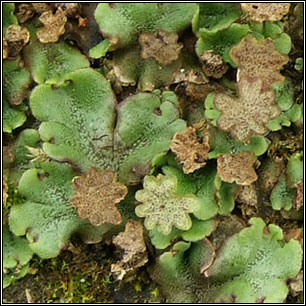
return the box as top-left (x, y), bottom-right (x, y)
top-left (217, 151), bottom-right (258, 185)
top-left (3, 145), bottom-right (15, 171)
top-left (295, 181), bottom-right (303, 211)
top-left (185, 83), bottom-right (214, 101)
top-left (37, 8), bottom-right (67, 43)
top-left (5, 25), bottom-right (30, 58)
top-left (3, 182), bottom-right (8, 204)
top-left (285, 228), bottom-right (303, 244)
top-left (171, 127), bottom-right (210, 174)
top-left (111, 220), bottom-right (148, 280)
top-left (16, 4), bottom-right (35, 23)
top-left (139, 30), bottom-right (183, 65)
top-left (174, 68), bottom-right (208, 84)
top-left (241, 3), bottom-right (291, 22)
top-left (174, 69), bottom-right (213, 101)
top-left (31, 3), bottom-right (51, 14)
top-left (200, 50), bottom-right (228, 79)
top-left (215, 78), bottom-right (280, 143)
top-left (3, 38), bottom-right (9, 59)
top-left (113, 221), bottom-right (146, 255)
top-left (54, 3), bottom-right (80, 18)
top-left (235, 184), bottom-right (258, 207)
top-left (235, 184), bottom-right (258, 217)
top-left (70, 168), bottom-right (127, 226)
top-left (289, 271), bottom-right (303, 297)
top-left (231, 35), bottom-right (288, 91)
top-left (199, 238), bottom-right (216, 274)
top-left (258, 157), bottom-right (284, 192)
top-left (26, 146), bottom-right (50, 163)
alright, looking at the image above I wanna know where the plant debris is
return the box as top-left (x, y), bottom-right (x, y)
top-left (235, 184), bottom-right (258, 207)
top-left (4, 25), bottom-right (30, 57)
top-left (70, 168), bottom-right (127, 226)
top-left (139, 30), bottom-right (183, 65)
top-left (217, 151), bottom-right (258, 185)
top-left (3, 38), bottom-right (9, 59)
top-left (111, 220), bottom-right (148, 280)
top-left (289, 271), bottom-right (303, 297)
top-left (170, 127), bottom-right (210, 174)
top-left (15, 4), bottom-right (35, 23)
top-left (3, 181), bottom-right (8, 204)
top-left (54, 3), bottom-right (80, 18)
top-left (37, 8), bottom-right (67, 43)
top-left (31, 3), bottom-right (51, 14)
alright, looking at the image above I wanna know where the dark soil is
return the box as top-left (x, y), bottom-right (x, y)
top-left (3, 240), bottom-right (164, 303)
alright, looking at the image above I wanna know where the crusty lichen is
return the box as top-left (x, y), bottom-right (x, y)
top-left (241, 3), bottom-right (291, 22)
top-left (70, 168), bottom-right (128, 226)
top-left (139, 30), bottom-right (183, 65)
top-left (217, 151), bottom-right (258, 185)
top-left (135, 174), bottom-right (200, 235)
top-left (171, 127), bottom-right (210, 174)
top-left (214, 78), bottom-right (280, 143)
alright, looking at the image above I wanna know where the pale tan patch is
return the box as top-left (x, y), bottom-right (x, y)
top-left (200, 50), bottom-right (228, 79)
top-left (139, 30), bottom-right (183, 65)
top-left (217, 151), bottom-right (258, 185)
top-left (70, 168), bottom-right (127, 226)
top-left (37, 8), bottom-right (67, 43)
top-left (231, 35), bottom-right (288, 91)
top-left (241, 3), bottom-right (291, 22)
top-left (171, 127), bottom-right (210, 174)
top-left (111, 220), bottom-right (148, 280)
